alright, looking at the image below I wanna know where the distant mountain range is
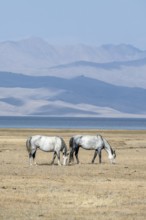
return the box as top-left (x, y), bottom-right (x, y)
top-left (0, 72), bottom-right (146, 117)
top-left (0, 37), bottom-right (146, 117)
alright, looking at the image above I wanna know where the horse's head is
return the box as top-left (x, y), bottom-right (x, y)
top-left (62, 151), bottom-right (70, 165)
top-left (109, 149), bottom-right (116, 164)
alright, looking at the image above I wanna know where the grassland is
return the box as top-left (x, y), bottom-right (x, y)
top-left (0, 129), bottom-right (146, 220)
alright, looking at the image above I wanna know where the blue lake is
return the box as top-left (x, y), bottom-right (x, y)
top-left (0, 116), bottom-right (146, 130)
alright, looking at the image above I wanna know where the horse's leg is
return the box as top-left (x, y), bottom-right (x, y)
top-left (75, 147), bottom-right (80, 164)
top-left (56, 152), bottom-right (62, 166)
top-left (29, 151), bottom-right (36, 166)
top-left (69, 148), bottom-right (75, 163)
top-left (32, 151), bottom-right (37, 165)
top-left (98, 148), bottom-right (102, 164)
top-left (29, 153), bottom-right (33, 166)
top-left (50, 152), bottom-right (56, 165)
top-left (91, 150), bottom-right (98, 164)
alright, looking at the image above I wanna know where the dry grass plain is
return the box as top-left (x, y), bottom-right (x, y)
top-left (0, 128), bottom-right (146, 220)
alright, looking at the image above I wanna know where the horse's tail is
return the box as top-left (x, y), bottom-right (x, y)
top-left (26, 136), bottom-right (32, 153)
top-left (69, 137), bottom-right (74, 150)
top-left (69, 137), bottom-right (75, 162)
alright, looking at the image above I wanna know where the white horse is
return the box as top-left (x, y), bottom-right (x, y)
top-left (69, 135), bottom-right (116, 164)
top-left (26, 135), bottom-right (69, 166)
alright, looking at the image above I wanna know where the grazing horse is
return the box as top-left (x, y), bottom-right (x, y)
top-left (69, 135), bottom-right (116, 164)
top-left (26, 135), bottom-right (69, 166)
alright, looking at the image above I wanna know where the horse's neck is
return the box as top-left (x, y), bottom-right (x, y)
top-left (102, 138), bottom-right (113, 157)
top-left (61, 138), bottom-right (67, 155)
top-left (63, 144), bottom-right (67, 155)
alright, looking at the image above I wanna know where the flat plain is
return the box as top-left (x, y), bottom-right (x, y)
top-left (0, 129), bottom-right (146, 220)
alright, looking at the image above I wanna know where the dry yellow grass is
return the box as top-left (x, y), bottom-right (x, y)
top-left (0, 129), bottom-right (146, 220)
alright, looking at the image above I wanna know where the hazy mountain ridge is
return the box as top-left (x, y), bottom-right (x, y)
top-left (0, 37), bottom-right (146, 73)
top-left (50, 58), bottom-right (146, 70)
top-left (0, 71), bottom-right (146, 117)
top-left (0, 37), bottom-right (146, 116)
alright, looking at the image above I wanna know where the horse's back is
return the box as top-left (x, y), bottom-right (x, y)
top-left (30, 135), bottom-right (41, 142)
top-left (73, 135), bottom-right (98, 143)
top-left (30, 135), bottom-right (62, 152)
top-left (73, 134), bottom-right (103, 150)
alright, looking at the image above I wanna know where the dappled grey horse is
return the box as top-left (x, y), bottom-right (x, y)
top-left (69, 135), bottom-right (116, 164)
top-left (26, 135), bottom-right (69, 166)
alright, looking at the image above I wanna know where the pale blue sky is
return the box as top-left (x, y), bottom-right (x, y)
top-left (0, 0), bottom-right (146, 49)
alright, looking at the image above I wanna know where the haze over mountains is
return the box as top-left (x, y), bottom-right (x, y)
top-left (0, 37), bottom-right (146, 117)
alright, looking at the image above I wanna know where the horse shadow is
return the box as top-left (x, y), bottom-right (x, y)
top-left (36, 162), bottom-right (58, 166)
top-left (68, 161), bottom-right (106, 166)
